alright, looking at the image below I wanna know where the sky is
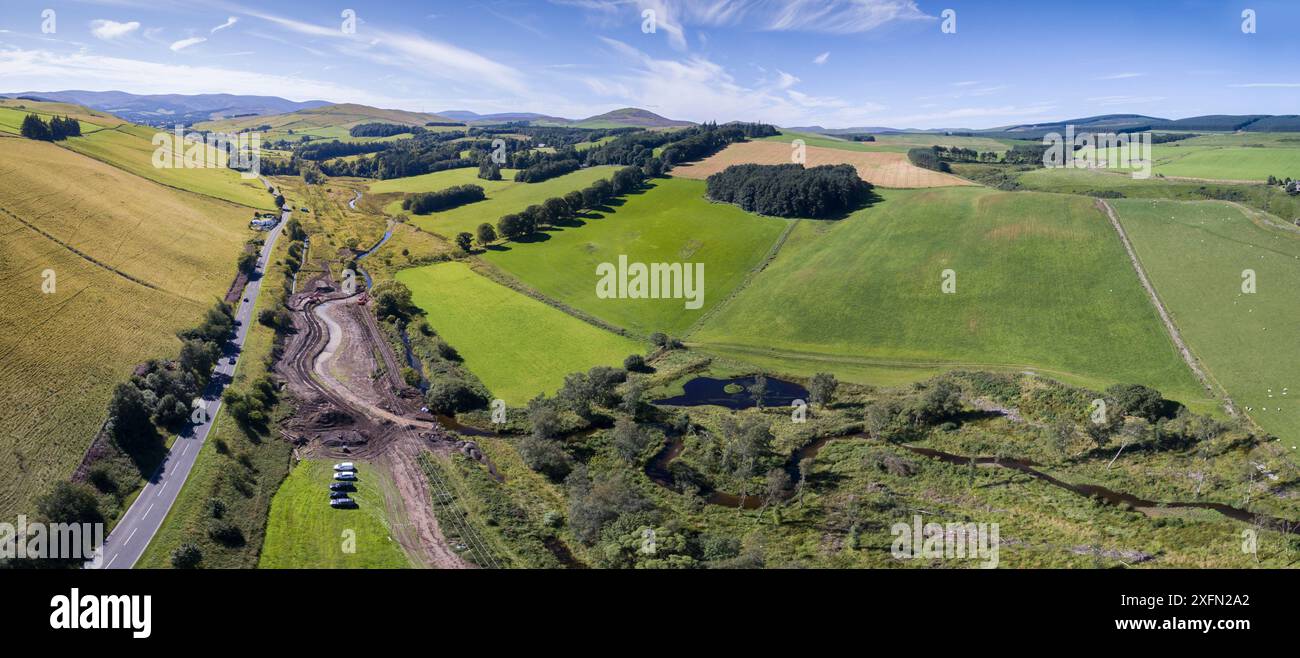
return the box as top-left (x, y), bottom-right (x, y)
top-left (0, 0), bottom-right (1296, 129)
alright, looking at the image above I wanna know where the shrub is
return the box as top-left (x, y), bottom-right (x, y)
top-left (170, 543), bottom-right (203, 569)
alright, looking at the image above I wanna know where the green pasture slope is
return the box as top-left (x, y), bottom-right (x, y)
top-left (1109, 199), bottom-right (1300, 443)
top-left (762, 129), bottom-right (1014, 154)
top-left (482, 177), bottom-right (790, 336)
top-left (397, 262), bottom-right (641, 405)
top-left (63, 124), bottom-right (275, 209)
top-left (1080, 132), bottom-right (1300, 182)
top-left (1016, 167), bottom-right (1300, 221)
top-left (691, 187), bottom-right (1208, 407)
top-left (372, 166), bottom-right (618, 237)
top-left (259, 460), bottom-right (411, 568)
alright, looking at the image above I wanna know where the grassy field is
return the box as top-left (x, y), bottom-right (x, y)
top-left (0, 99), bottom-right (126, 131)
top-left (1110, 199), bottom-right (1300, 443)
top-left (258, 460), bottom-right (411, 568)
top-left (762, 130), bottom-right (1014, 154)
top-left (1079, 132), bottom-right (1300, 182)
top-left (372, 166), bottom-right (619, 237)
top-left (0, 139), bottom-right (253, 518)
top-left (1015, 167), bottom-right (1300, 223)
top-left (397, 262), bottom-right (641, 404)
top-left (482, 177), bottom-right (790, 336)
top-left (196, 103), bottom-right (461, 144)
top-left (61, 123), bottom-right (275, 209)
top-left (690, 186), bottom-right (1208, 408)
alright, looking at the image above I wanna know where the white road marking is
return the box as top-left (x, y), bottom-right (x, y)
top-left (127, 527), bottom-right (138, 543)
top-left (107, 553), bottom-right (118, 568)
top-left (157, 481), bottom-right (166, 496)
top-left (144, 503), bottom-right (154, 519)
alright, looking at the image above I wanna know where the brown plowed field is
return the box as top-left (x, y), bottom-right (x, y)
top-left (671, 140), bottom-right (975, 188)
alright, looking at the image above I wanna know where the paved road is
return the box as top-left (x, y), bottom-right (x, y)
top-left (89, 214), bottom-right (286, 569)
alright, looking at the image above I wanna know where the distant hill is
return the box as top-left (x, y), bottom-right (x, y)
top-left (439, 110), bottom-right (567, 124)
top-left (1, 90), bottom-right (331, 125)
top-left (567, 107), bottom-right (694, 128)
top-left (791, 113), bottom-right (1300, 138)
top-left (194, 103), bottom-right (462, 139)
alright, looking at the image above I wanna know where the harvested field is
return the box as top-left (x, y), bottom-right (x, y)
top-left (671, 140), bottom-right (975, 188)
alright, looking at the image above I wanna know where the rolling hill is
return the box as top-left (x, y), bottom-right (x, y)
top-left (3, 90), bottom-right (330, 125)
top-left (194, 103), bottom-right (463, 140)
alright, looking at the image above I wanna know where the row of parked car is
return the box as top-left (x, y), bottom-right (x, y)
top-left (331, 462), bottom-right (358, 508)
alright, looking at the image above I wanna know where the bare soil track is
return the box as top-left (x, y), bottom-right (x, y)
top-left (275, 272), bottom-right (479, 568)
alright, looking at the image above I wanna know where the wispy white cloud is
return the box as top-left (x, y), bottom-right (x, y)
top-left (170, 37), bottom-right (207, 51)
top-left (557, 0), bottom-right (930, 50)
top-left (211, 17), bottom-right (238, 34)
top-left (1228, 82), bottom-right (1300, 88)
top-left (238, 8), bottom-right (529, 95)
top-left (0, 48), bottom-right (390, 104)
top-left (813, 51), bottom-right (830, 65)
top-left (1094, 72), bottom-right (1144, 80)
top-left (585, 37), bottom-right (882, 126)
top-left (90, 20), bottom-right (140, 40)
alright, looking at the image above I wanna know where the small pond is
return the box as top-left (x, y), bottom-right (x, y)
top-left (653, 375), bottom-right (808, 410)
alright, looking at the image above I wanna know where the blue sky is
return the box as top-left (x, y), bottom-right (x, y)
top-left (0, 0), bottom-right (1296, 128)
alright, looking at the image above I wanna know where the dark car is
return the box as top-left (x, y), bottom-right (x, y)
top-left (329, 482), bottom-right (354, 492)
top-left (329, 491), bottom-right (350, 500)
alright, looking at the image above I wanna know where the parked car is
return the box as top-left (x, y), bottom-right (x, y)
top-left (334, 472), bottom-right (357, 481)
top-left (333, 462), bottom-right (355, 472)
top-left (329, 491), bottom-right (350, 500)
top-left (329, 482), bottom-right (354, 492)
top-left (330, 498), bottom-right (356, 508)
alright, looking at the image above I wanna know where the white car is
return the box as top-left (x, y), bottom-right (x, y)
top-left (334, 462), bottom-right (355, 472)
top-left (334, 471), bottom-right (357, 481)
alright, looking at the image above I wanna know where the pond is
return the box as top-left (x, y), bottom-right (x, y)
top-left (652, 375), bottom-right (809, 410)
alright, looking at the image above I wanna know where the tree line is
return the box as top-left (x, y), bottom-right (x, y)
top-left (20, 113), bottom-right (82, 141)
top-left (706, 163), bottom-right (875, 218)
top-left (401, 183), bottom-right (486, 215)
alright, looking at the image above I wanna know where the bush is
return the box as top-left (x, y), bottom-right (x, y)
top-left (171, 543), bottom-right (203, 568)
top-left (517, 435), bottom-right (572, 480)
top-left (623, 354), bottom-right (646, 372)
top-left (207, 520), bottom-right (245, 546)
top-left (425, 377), bottom-right (488, 415)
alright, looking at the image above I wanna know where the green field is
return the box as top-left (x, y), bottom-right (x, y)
top-left (1079, 132), bottom-right (1300, 182)
top-left (0, 107), bottom-right (109, 136)
top-left (482, 177), bottom-right (790, 336)
top-left (1015, 167), bottom-right (1300, 222)
top-left (763, 130), bottom-right (1014, 154)
top-left (691, 187), bottom-right (1208, 407)
top-left (63, 124), bottom-right (275, 209)
top-left (397, 262), bottom-right (641, 404)
top-left (372, 166), bottom-right (618, 237)
top-left (1110, 199), bottom-right (1300, 442)
top-left (0, 139), bottom-right (252, 518)
top-left (259, 460), bottom-right (411, 568)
